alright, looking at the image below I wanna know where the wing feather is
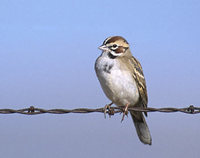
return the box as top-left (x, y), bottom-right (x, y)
top-left (128, 56), bottom-right (148, 116)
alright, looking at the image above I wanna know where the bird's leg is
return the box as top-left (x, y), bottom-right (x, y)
top-left (121, 103), bottom-right (130, 122)
top-left (104, 102), bottom-right (113, 118)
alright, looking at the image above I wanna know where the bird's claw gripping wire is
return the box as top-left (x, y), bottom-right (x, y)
top-left (104, 102), bottom-right (113, 118)
top-left (121, 103), bottom-right (129, 122)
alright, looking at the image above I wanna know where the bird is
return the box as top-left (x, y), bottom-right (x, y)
top-left (95, 36), bottom-right (152, 145)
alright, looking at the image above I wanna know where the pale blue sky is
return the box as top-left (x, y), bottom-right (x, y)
top-left (0, 0), bottom-right (200, 157)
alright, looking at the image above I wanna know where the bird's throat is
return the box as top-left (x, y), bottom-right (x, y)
top-left (108, 52), bottom-right (117, 59)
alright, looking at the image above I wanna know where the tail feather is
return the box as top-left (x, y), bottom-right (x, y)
top-left (130, 111), bottom-right (152, 145)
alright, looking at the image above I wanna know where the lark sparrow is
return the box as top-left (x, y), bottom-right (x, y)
top-left (95, 36), bottom-right (152, 145)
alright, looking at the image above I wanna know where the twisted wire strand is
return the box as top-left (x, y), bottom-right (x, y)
top-left (0, 105), bottom-right (199, 115)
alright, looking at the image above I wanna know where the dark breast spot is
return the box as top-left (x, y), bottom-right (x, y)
top-left (103, 63), bottom-right (113, 74)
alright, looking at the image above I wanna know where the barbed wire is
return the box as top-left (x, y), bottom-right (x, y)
top-left (0, 105), bottom-right (199, 116)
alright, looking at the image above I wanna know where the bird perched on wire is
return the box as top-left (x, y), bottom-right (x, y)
top-left (95, 36), bottom-right (152, 145)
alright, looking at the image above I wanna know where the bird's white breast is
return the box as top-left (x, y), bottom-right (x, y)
top-left (95, 52), bottom-right (139, 107)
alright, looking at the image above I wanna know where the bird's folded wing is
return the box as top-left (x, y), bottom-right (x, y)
top-left (129, 56), bottom-right (148, 115)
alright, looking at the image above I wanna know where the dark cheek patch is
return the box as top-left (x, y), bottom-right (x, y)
top-left (115, 46), bottom-right (124, 53)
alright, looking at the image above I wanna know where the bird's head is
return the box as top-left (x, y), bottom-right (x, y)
top-left (99, 36), bottom-right (130, 58)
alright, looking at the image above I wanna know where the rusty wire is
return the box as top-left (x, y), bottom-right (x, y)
top-left (0, 105), bottom-right (199, 115)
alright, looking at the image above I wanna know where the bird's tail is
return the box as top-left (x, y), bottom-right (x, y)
top-left (130, 111), bottom-right (152, 145)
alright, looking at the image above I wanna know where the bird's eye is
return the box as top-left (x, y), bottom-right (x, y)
top-left (113, 44), bottom-right (117, 48)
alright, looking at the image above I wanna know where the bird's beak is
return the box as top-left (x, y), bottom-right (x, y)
top-left (98, 45), bottom-right (108, 51)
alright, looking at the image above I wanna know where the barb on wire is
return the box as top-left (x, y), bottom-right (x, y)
top-left (0, 105), bottom-right (199, 115)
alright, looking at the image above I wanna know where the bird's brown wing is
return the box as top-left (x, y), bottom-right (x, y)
top-left (128, 56), bottom-right (148, 116)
